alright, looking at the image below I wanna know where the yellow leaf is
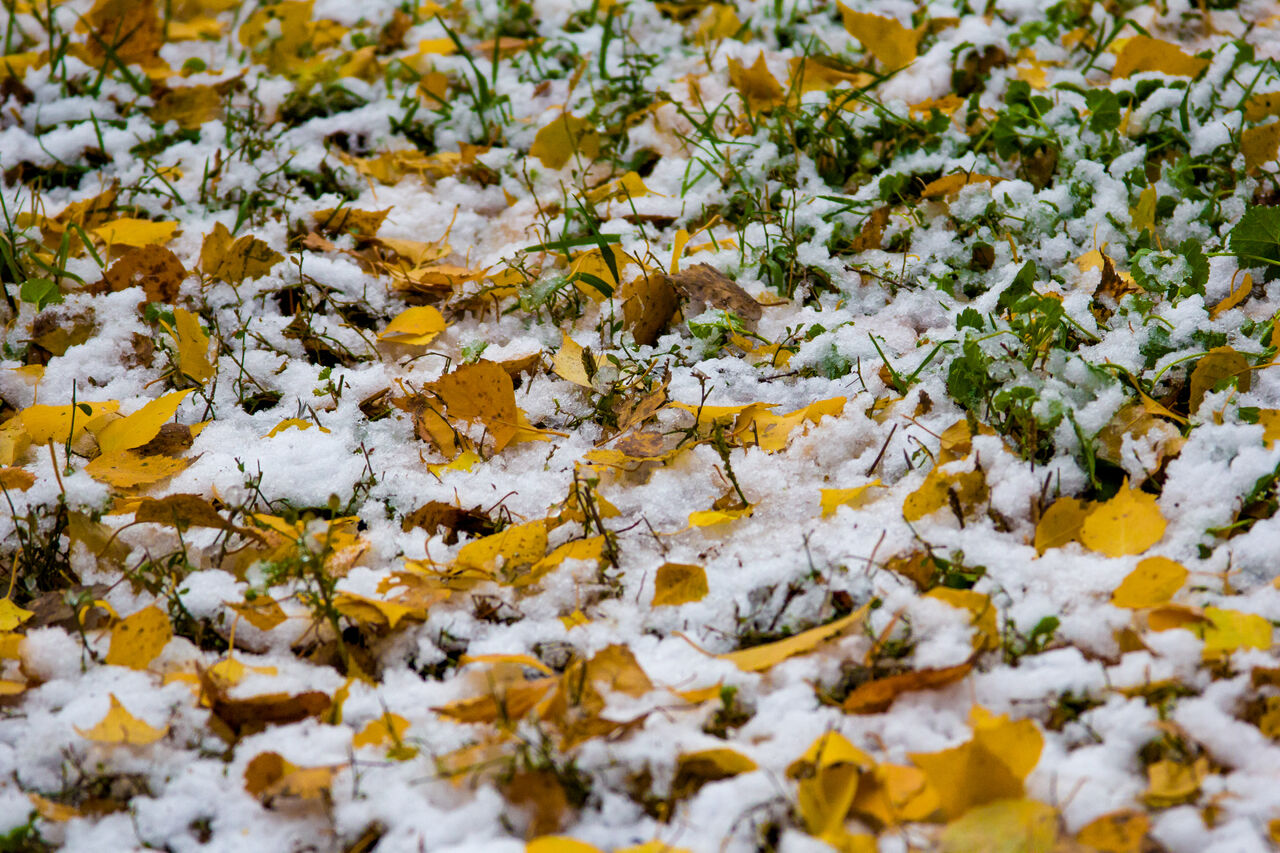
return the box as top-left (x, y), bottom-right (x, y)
top-left (1076, 809), bottom-right (1150, 853)
top-left (244, 751), bottom-right (339, 800)
top-left (903, 467), bottom-right (987, 522)
top-left (1209, 273), bottom-right (1253, 319)
top-left (353, 712), bottom-right (410, 748)
top-left (727, 52), bottom-right (785, 112)
top-left (919, 173), bottom-right (1004, 198)
top-left (427, 360), bottom-right (521, 451)
top-left (1198, 607), bottom-right (1272, 658)
top-left (652, 563), bottom-right (708, 606)
top-left (909, 707), bottom-right (1044, 820)
top-left (237, 0), bottom-right (314, 72)
top-left (200, 223), bottom-right (283, 284)
top-left (105, 605), bottom-right (172, 669)
top-left (86, 451), bottom-right (190, 488)
top-left (519, 536), bottom-right (608, 588)
top-left (616, 842), bottom-right (693, 853)
top-left (672, 748), bottom-right (758, 799)
top-left (166, 15), bottom-right (223, 40)
top-left (20, 401), bottom-right (119, 445)
top-left (526, 838), bottom-right (604, 853)
top-left (1143, 757), bottom-right (1208, 808)
top-left (820, 480), bottom-right (883, 517)
top-left (149, 84), bottom-right (222, 127)
top-left (264, 418), bottom-right (330, 438)
top-left (1130, 185), bottom-right (1156, 232)
top-left (90, 218), bottom-right (177, 247)
top-left (838, 4), bottom-right (919, 69)
top-left (688, 504), bottom-right (752, 528)
top-left (333, 591), bottom-right (425, 630)
top-left (454, 520), bottom-right (548, 577)
top-left (737, 397), bottom-right (846, 452)
top-left (1245, 92), bottom-right (1280, 123)
top-left (1112, 36), bottom-right (1209, 79)
top-left (75, 694), bottom-right (167, 745)
top-left (1078, 482), bottom-right (1166, 557)
top-left (169, 307), bottom-right (215, 384)
top-left (693, 3), bottom-right (741, 43)
top-left (427, 450), bottom-right (481, 477)
top-left (93, 389), bottom-right (192, 455)
top-left (530, 113), bottom-right (600, 169)
top-left (1189, 346), bottom-right (1251, 412)
top-left (718, 603), bottom-right (869, 672)
top-left (378, 306), bottom-right (447, 346)
top-left (560, 609), bottom-right (589, 630)
top-left (1243, 122), bottom-right (1280, 171)
top-left (0, 467), bottom-right (34, 491)
top-left (552, 334), bottom-right (593, 388)
top-left (1033, 496), bottom-right (1088, 554)
top-left (1111, 557), bottom-right (1187, 609)
top-left (938, 798), bottom-right (1058, 853)
top-left (927, 588), bottom-right (999, 652)
top-left (0, 599), bottom-right (33, 632)
top-left (786, 732), bottom-right (873, 840)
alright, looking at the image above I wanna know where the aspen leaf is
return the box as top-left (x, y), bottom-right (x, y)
top-left (353, 712), bottom-right (412, 753)
top-left (909, 707), bottom-right (1043, 819)
top-left (820, 480), bottom-right (882, 517)
top-left (841, 662), bottom-right (972, 714)
top-left (229, 597), bottom-right (287, 631)
top-left (0, 467), bottom-right (34, 491)
top-left (687, 504), bottom-right (752, 528)
top-left (264, 418), bottom-right (329, 438)
top-left (520, 536), bottom-right (607, 588)
top-left (1130, 185), bottom-right (1156, 232)
top-left (434, 677), bottom-right (555, 725)
top-left (427, 360), bottom-right (521, 451)
top-left (786, 732), bottom-right (873, 841)
top-left (919, 173), bottom-right (1003, 199)
top-left (526, 838), bottom-right (603, 853)
top-left (1078, 482), bottom-right (1166, 557)
top-left (168, 307), bottom-right (215, 384)
top-left (86, 450), bottom-right (190, 488)
top-left (200, 223), bottom-right (283, 284)
top-left (81, 0), bottom-right (164, 68)
top-left (671, 748), bottom-right (757, 801)
top-left (313, 207), bottom-right (390, 240)
top-left (149, 85), bottom-right (224, 127)
top-left (726, 52), bottom-right (785, 112)
top-left (100, 244), bottom-right (186, 302)
top-left (1143, 757), bottom-right (1208, 808)
top-left (616, 843), bottom-right (693, 853)
top-left (1245, 92), bottom-right (1280, 123)
top-left (1111, 557), bottom-right (1187, 609)
top-left (903, 467), bottom-right (987, 522)
top-left (1198, 606), bottom-right (1272, 657)
top-left (718, 603), bottom-right (869, 672)
top-left (1189, 346), bottom-right (1251, 412)
top-left (788, 56), bottom-right (874, 93)
top-left (0, 599), bottom-right (33, 632)
top-left (201, 670), bottom-right (332, 733)
top-left (737, 397), bottom-right (845, 452)
top-left (333, 591), bottom-right (425, 630)
top-left (938, 798), bottom-right (1057, 853)
top-left (652, 563), bottom-right (708, 606)
top-left (530, 114), bottom-right (600, 169)
top-left (76, 694), bottom-right (167, 745)
top-left (378, 306), bottom-right (447, 346)
top-left (244, 751), bottom-right (338, 800)
top-left (1034, 496), bottom-right (1089, 554)
top-left (927, 588), bottom-right (999, 651)
top-left (1243, 122), bottom-right (1280, 172)
top-left (1076, 809), bottom-right (1149, 853)
top-left (1112, 36), bottom-right (1208, 79)
top-left (455, 520), bottom-right (548, 577)
top-left (20, 401), bottom-right (118, 445)
top-left (90, 218), bottom-right (177, 248)
top-left (105, 605), bottom-right (171, 669)
top-left (1209, 273), bottom-right (1253, 319)
top-left (552, 334), bottom-right (593, 388)
top-left (838, 5), bottom-right (919, 69)
top-left (93, 389), bottom-right (192, 455)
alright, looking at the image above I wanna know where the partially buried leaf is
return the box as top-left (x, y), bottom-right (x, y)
top-left (244, 751), bottom-right (339, 801)
top-left (333, 591), bottom-right (426, 630)
top-left (525, 838), bottom-right (603, 853)
top-left (909, 707), bottom-right (1043, 820)
top-left (353, 712), bottom-right (411, 749)
top-left (201, 223), bottom-right (283, 284)
top-left (620, 271), bottom-right (678, 346)
top-left (1198, 606), bottom-right (1272, 658)
top-left (664, 264), bottom-right (762, 323)
top-left (786, 732), bottom-right (873, 842)
top-left (229, 597), bottom-right (287, 631)
top-left (93, 389), bottom-right (192, 455)
top-left (671, 748), bottom-right (757, 800)
top-left (401, 500), bottom-right (495, 544)
top-left (1034, 496), bottom-right (1089, 554)
top-left (0, 599), bottom-right (34, 632)
top-left (1209, 272), bottom-right (1252, 319)
top-left (378, 306), bottom-right (446, 347)
top-left (652, 563), bottom-right (708, 606)
top-left (719, 603), bottom-right (869, 672)
top-left (841, 662), bottom-right (972, 714)
top-left (902, 466), bottom-right (987, 522)
top-left (726, 52), bottom-right (785, 112)
top-left (1078, 482), bottom-right (1166, 557)
top-left (454, 520), bottom-right (548, 578)
top-left (100, 245), bottom-right (186, 302)
top-left (1112, 36), bottom-right (1209, 79)
top-left (838, 4), bottom-right (919, 69)
top-left (530, 114), bottom-right (600, 169)
top-left (927, 588), bottom-right (999, 651)
top-left (91, 218), bottom-right (177, 248)
top-left (86, 451), bottom-right (189, 488)
top-left (76, 695), bottom-right (167, 746)
top-left (1111, 557), bottom-right (1187, 609)
top-left (552, 334), bottom-right (593, 388)
top-left (105, 605), bottom-right (171, 670)
top-left (427, 360), bottom-right (521, 451)
top-left (1143, 757), bottom-right (1208, 808)
top-left (167, 307), bottom-right (214, 384)
top-left (0, 467), bottom-right (34, 491)
top-left (1243, 122), bottom-right (1280, 172)
top-left (80, 0), bottom-right (164, 67)
top-left (1076, 809), bottom-right (1149, 853)
top-left (201, 668), bottom-right (332, 734)
top-left (938, 798), bottom-right (1057, 853)
top-left (920, 173), bottom-right (1003, 199)
top-left (20, 401), bottom-right (118, 445)
top-left (149, 85), bottom-right (223, 128)
top-left (821, 481), bottom-right (883, 517)
top-left (1189, 346), bottom-right (1250, 412)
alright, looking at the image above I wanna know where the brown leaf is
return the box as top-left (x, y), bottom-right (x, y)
top-left (664, 264), bottom-right (762, 322)
top-left (133, 422), bottom-right (194, 457)
top-left (502, 770), bottom-right (572, 838)
top-left (426, 360), bottom-right (520, 451)
top-left (98, 245), bottom-right (186, 303)
top-left (841, 662), bottom-right (972, 714)
top-left (80, 0), bottom-right (164, 68)
top-left (620, 272), bottom-right (678, 346)
top-left (849, 207), bottom-right (889, 252)
top-left (200, 668), bottom-right (332, 735)
top-left (401, 501), bottom-right (496, 544)
top-left (612, 431), bottom-right (667, 458)
top-left (131, 494), bottom-right (265, 543)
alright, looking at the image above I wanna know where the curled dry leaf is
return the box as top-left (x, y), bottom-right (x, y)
top-left (663, 264), bottom-right (762, 323)
top-left (840, 662), bottom-right (973, 714)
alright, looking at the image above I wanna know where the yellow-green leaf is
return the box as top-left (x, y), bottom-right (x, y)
top-left (93, 390), bottom-right (192, 455)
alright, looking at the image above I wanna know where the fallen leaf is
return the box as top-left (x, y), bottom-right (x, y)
top-left (92, 389), bottom-right (192, 455)
top-left (100, 245), bottom-right (186, 302)
top-left (200, 223), bottom-right (283, 284)
top-left (664, 263), bottom-right (762, 322)
top-left (1111, 557), bottom-right (1187, 609)
top-left (927, 588), bottom-right (999, 651)
top-left (0, 599), bottom-right (34, 632)
top-left (201, 668), bottom-right (332, 734)
top-left (671, 748), bottom-right (757, 800)
top-left (166, 307), bottom-right (215, 384)
top-left (402, 501), bottom-right (496, 544)
top-left (90, 218), bottom-right (177, 248)
top-left (352, 712), bottom-right (413, 756)
top-left (86, 451), bottom-right (190, 488)
top-left (841, 662), bottom-right (972, 714)
top-left (20, 401), bottom-right (119, 445)
top-left (334, 591), bottom-right (426, 630)
top-left (75, 694), bottom-right (167, 745)
top-left (1034, 496), bottom-right (1089, 554)
top-left (786, 731), bottom-right (874, 843)
top-left (652, 563), bottom-right (708, 606)
top-left (1112, 36), bottom-right (1209, 79)
top-left (938, 798), bottom-right (1057, 853)
top-left (838, 5), bottom-right (919, 69)
top-left (149, 84), bottom-right (224, 127)
top-left (1244, 122), bottom-right (1280, 171)
top-left (104, 605), bottom-right (171, 670)
top-left (727, 52), bottom-right (785, 112)
top-left (919, 173), bottom-right (1004, 199)
top-left (520, 537), bottom-right (608, 588)
top-left (229, 597), bottom-right (287, 631)
top-left (427, 360), bottom-right (521, 451)
top-left (1189, 346), bottom-right (1251, 412)
top-left (902, 466), bottom-right (987, 522)
top-left (1198, 606), bottom-right (1272, 658)
top-left (244, 751), bottom-right (339, 801)
top-left (454, 520), bottom-right (548, 578)
top-left (718, 603), bottom-right (869, 672)
top-left (821, 482), bottom-right (884, 520)
top-left (552, 334), bottom-right (593, 388)
top-left (1209, 273), bottom-right (1253, 319)
top-left (1143, 757), bottom-right (1208, 808)
top-left (1076, 809), bottom-right (1149, 853)
top-left (0, 467), bottom-right (35, 491)
top-left (525, 838), bottom-right (603, 853)
top-left (1079, 482), bottom-right (1166, 557)
top-left (530, 114), bottom-right (600, 169)
top-left (620, 271), bottom-right (678, 346)
top-left (378, 306), bottom-right (447, 346)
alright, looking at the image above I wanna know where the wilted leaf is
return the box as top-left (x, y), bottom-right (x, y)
top-left (786, 731), bottom-right (873, 843)
top-left (201, 223), bottom-right (283, 284)
top-left (671, 748), bottom-right (757, 800)
top-left (379, 306), bottom-right (447, 346)
top-left (149, 84), bottom-right (224, 128)
top-left (427, 360), bottom-right (521, 451)
top-left (80, 0), bottom-right (164, 68)
top-left (104, 605), bottom-right (171, 670)
top-left (620, 271), bottom-right (678, 346)
top-left (719, 603), bottom-right (869, 672)
top-left (1111, 557), bottom-right (1187, 609)
top-left (838, 4), bottom-right (919, 68)
top-left (334, 591), bottom-right (426, 630)
top-left (201, 668), bottom-right (332, 734)
top-left (0, 467), bottom-right (35, 491)
top-left (100, 245), bottom-right (186, 302)
top-left (1209, 273), bottom-right (1253, 319)
top-left (1078, 482), bottom-right (1166, 557)
top-left (938, 798), bottom-right (1057, 853)
top-left (530, 114), bottom-right (600, 169)
top-left (166, 308), bottom-right (215, 384)
top-left (76, 694), bottom-right (167, 745)
top-left (652, 563), bottom-right (708, 606)
top-left (841, 662), bottom-right (972, 714)
top-left (1112, 36), bottom-right (1208, 79)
